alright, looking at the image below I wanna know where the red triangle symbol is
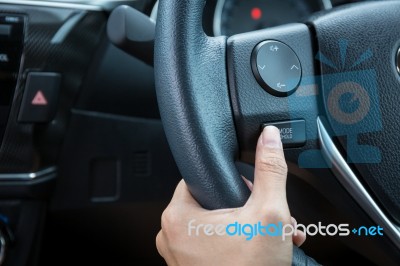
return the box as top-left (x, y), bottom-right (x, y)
top-left (31, 90), bottom-right (48, 106)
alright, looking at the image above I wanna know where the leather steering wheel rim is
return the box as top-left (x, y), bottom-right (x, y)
top-left (154, 0), bottom-right (248, 209)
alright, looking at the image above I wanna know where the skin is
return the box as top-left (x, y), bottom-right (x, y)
top-left (156, 126), bottom-right (306, 266)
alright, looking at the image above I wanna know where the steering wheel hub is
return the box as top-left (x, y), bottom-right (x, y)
top-left (311, 1), bottom-right (400, 224)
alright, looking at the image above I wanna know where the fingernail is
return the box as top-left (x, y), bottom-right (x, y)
top-left (291, 217), bottom-right (297, 226)
top-left (241, 175), bottom-right (254, 191)
top-left (262, 126), bottom-right (282, 148)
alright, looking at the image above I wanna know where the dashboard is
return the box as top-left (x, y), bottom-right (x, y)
top-left (213, 0), bottom-right (327, 36)
top-left (151, 0), bottom-right (377, 37)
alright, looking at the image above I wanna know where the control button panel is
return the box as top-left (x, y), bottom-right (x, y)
top-left (0, 15), bottom-right (24, 42)
top-left (252, 40), bottom-right (302, 97)
top-left (0, 14), bottom-right (24, 106)
top-left (0, 14), bottom-right (24, 143)
top-left (18, 73), bottom-right (61, 123)
top-left (262, 120), bottom-right (306, 148)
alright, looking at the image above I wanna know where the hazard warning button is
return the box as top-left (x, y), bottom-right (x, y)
top-left (18, 72), bottom-right (61, 122)
top-left (31, 90), bottom-right (48, 106)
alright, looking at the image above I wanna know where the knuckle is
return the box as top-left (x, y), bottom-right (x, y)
top-left (161, 206), bottom-right (178, 231)
top-left (257, 154), bottom-right (288, 176)
top-left (160, 205), bottom-right (184, 240)
top-left (259, 206), bottom-right (289, 224)
top-left (155, 231), bottom-right (164, 256)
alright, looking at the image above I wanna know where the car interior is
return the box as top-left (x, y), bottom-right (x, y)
top-left (0, 0), bottom-right (399, 265)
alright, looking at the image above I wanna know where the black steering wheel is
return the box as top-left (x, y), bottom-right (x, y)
top-left (154, 0), bottom-right (400, 264)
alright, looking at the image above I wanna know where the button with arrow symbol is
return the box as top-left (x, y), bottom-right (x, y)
top-left (277, 83), bottom-right (286, 89)
top-left (258, 65), bottom-right (266, 70)
top-left (251, 40), bottom-right (302, 96)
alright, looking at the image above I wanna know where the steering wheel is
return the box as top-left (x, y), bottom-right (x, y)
top-left (154, 0), bottom-right (400, 264)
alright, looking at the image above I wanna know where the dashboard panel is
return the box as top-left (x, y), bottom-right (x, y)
top-left (213, 0), bottom-right (327, 36)
top-left (153, 0), bottom-right (388, 37)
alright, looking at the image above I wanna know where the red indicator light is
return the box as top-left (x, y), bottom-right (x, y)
top-left (251, 7), bottom-right (262, 20)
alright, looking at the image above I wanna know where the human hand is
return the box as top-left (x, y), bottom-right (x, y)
top-left (156, 126), bottom-right (306, 266)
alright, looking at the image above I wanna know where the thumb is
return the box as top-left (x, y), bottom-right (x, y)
top-left (246, 126), bottom-right (288, 209)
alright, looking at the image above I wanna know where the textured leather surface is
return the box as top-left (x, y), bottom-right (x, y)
top-left (226, 25), bottom-right (319, 164)
top-left (310, 1), bottom-right (400, 223)
top-left (292, 246), bottom-right (320, 266)
top-left (154, 0), bottom-right (249, 209)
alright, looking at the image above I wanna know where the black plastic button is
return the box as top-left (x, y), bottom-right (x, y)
top-left (18, 72), bottom-right (61, 123)
top-left (0, 25), bottom-right (11, 38)
top-left (0, 15), bottom-right (24, 42)
top-left (252, 40), bottom-right (302, 97)
top-left (262, 120), bottom-right (306, 148)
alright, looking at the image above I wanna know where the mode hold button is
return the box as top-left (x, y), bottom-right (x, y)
top-left (262, 120), bottom-right (306, 148)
